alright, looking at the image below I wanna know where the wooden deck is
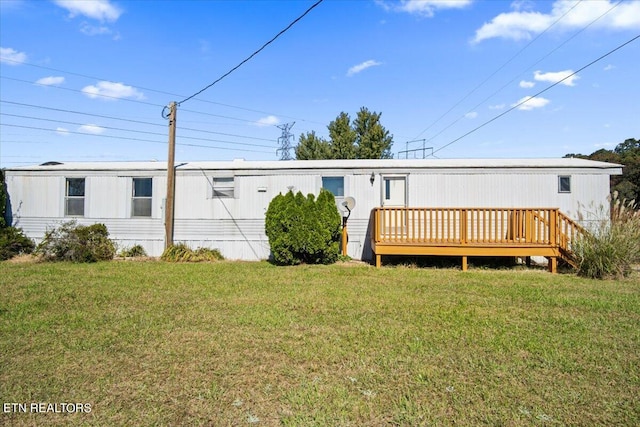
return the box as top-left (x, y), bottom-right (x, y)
top-left (370, 207), bottom-right (584, 272)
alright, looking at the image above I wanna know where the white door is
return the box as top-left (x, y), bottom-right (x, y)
top-left (383, 176), bottom-right (406, 207)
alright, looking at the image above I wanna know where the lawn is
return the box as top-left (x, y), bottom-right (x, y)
top-left (1, 260), bottom-right (639, 426)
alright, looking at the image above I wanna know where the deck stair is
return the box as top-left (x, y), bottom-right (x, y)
top-left (370, 207), bottom-right (585, 273)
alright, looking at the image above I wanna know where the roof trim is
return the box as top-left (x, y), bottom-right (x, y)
top-left (6, 158), bottom-right (623, 172)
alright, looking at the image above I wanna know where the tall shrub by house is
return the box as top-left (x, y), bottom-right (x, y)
top-left (265, 189), bottom-right (341, 265)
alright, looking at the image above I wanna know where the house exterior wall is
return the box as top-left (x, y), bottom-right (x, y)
top-left (4, 159), bottom-right (620, 260)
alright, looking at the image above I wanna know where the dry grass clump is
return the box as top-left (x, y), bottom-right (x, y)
top-left (575, 192), bottom-right (640, 279)
top-left (161, 243), bottom-right (224, 262)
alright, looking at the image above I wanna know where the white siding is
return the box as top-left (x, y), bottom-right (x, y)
top-left (7, 175), bottom-right (63, 217)
top-left (5, 159), bottom-right (621, 260)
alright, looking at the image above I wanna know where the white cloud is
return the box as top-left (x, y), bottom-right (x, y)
top-left (81, 81), bottom-right (144, 100)
top-left (53, 0), bottom-right (122, 22)
top-left (56, 127), bottom-right (70, 136)
top-left (35, 76), bottom-right (65, 86)
top-left (78, 124), bottom-right (105, 134)
top-left (510, 0), bottom-right (535, 12)
top-left (381, 0), bottom-right (473, 17)
top-left (489, 104), bottom-right (505, 110)
top-left (0, 47), bottom-right (27, 65)
top-left (513, 96), bottom-right (550, 111)
top-left (80, 22), bottom-right (112, 36)
top-left (519, 80), bottom-right (535, 88)
top-left (473, 0), bottom-right (640, 43)
top-left (465, 111), bottom-right (478, 119)
top-left (347, 60), bottom-right (382, 77)
top-left (604, 64), bottom-right (616, 71)
top-left (534, 70), bottom-right (579, 86)
top-left (255, 116), bottom-right (279, 127)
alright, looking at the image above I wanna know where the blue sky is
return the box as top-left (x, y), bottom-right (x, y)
top-left (1, 0), bottom-right (639, 167)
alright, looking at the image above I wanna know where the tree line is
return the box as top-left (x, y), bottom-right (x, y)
top-left (565, 138), bottom-right (639, 202)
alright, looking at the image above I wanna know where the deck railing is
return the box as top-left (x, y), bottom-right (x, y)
top-left (371, 207), bottom-right (586, 270)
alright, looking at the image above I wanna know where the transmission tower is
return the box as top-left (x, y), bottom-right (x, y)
top-left (276, 122), bottom-right (295, 160)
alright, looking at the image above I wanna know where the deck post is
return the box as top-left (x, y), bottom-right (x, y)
top-left (462, 256), bottom-right (468, 271)
top-left (548, 257), bottom-right (557, 273)
top-left (376, 253), bottom-right (381, 268)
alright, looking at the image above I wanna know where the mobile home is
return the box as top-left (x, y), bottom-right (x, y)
top-left (3, 158), bottom-right (622, 263)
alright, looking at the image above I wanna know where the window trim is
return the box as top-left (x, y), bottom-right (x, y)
top-left (131, 177), bottom-right (153, 217)
top-left (65, 177), bottom-right (85, 217)
top-left (210, 176), bottom-right (235, 199)
top-left (321, 176), bottom-right (345, 197)
top-left (381, 174), bottom-right (408, 207)
top-left (558, 175), bottom-right (571, 193)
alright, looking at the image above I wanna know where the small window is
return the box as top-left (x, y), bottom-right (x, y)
top-left (211, 177), bottom-right (235, 198)
top-left (132, 178), bottom-right (152, 217)
top-left (65, 178), bottom-right (85, 216)
top-left (559, 175), bottom-right (571, 193)
top-left (322, 177), bottom-right (344, 197)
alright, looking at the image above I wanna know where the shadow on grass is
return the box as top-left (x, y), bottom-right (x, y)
top-left (377, 255), bottom-right (574, 273)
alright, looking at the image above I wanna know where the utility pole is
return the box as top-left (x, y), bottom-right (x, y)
top-left (276, 122), bottom-right (295, 160)
top-left (164, 102), bottom-right (177, 249)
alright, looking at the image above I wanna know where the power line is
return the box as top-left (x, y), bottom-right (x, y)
top-left (177, 0), bottom-right (324, 106)
top-left (0, 76), bottom-right (164, 107)
top-left (0, 100), bottom-right (277, 143)
top-left (0, 113), bottom-right (278, 149)
top-left (413, 0), bottom-right (585, 141)
top-left (425, 0), bottom-right (626, 151)
top-left (1, 100), bottom-right (164, 127)
top-left (432, 33), bottom-right (640, 155)
top-left (0, 123), bottom-right (274, 153)
top-left (0, 58), bottom-right (326, 126)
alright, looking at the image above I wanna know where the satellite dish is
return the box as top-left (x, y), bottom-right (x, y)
top-left (341, 196), bottom-right (356, 212)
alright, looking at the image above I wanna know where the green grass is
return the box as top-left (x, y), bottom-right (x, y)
top-left (1, 261), bottom-right (639, 426)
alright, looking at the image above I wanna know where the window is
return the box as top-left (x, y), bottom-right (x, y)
top-left (558, 175), bottom-right (571, 193)
top-left (321, 177), bottom-right (344, 197)
top-left (211, 177), bottom-right (235, 198)
top-left (132, 178), bottom-right (152, 217)
top-left (65, 178), bottom-right (85, 216)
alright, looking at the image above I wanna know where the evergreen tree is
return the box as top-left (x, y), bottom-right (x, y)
top-left (328, 112), bottom-right (357, 159)
top-left (294, 131), bottom-right (331, 160)
top-left (353, 107), bottom-right (393, 159)
top-left (295, 107), bottom-right (393, 160)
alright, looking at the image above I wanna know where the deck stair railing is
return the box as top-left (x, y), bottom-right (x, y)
top-left (371, 207), bottom-right (586, 271)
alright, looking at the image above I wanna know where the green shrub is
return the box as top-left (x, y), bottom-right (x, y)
top-left (36, 221), bottom-right (116, 262)
top-left (574, 193), bottom-right (640, 279)
top-left (265, 189), bottom-right (341, 265)
top-left (0, 227), bottom-right (35, 261)
top-left (161, 243), bottom-right (223, 262)
top-left (119, 244), bottom-right (148, 258)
